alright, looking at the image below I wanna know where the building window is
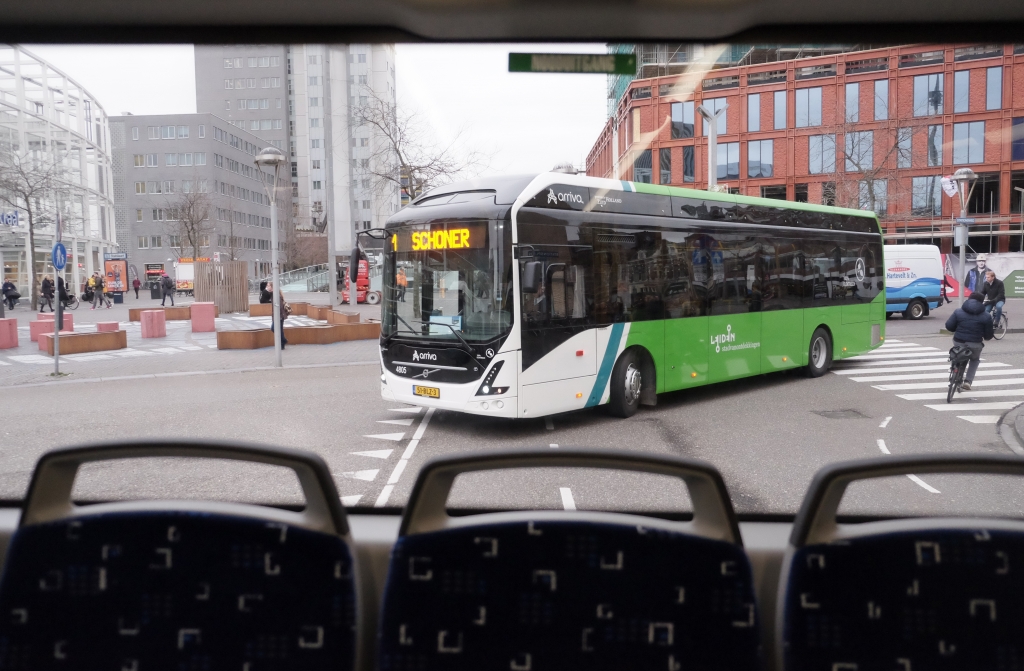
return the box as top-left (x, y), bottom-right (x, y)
top-left (148, 126), bottom-right (160, 140)
top-left (162, 125), bottom-right (175, 139)
top-left (177, 126), bottom-right (189, 139)
top-left (859, 180), bottom-right (887, 214)
top-left (897, 128), bottom-right (912, 169)
top-left (659, 148), bottom-right (672, 184)
top-left (145, 154), bottom-right (158, 167)
top-left (912, 176), bottom-right (942, 216)
top-left (987, 66), bottom-right (1002, 110)
top-left (845, 131), bottom-right (873, 172)
top-left (954, 70), bottom-right (970, 113)
top-left (195, 153), bottom-right (206, 166)
top-left (630, 108), bottom-right (641, 144)
top-left (133, 155), bottom-right (145, 167)
top-left (822, 182), bottom-right (836, 206)
top-left (165, 153), bottom-right (178, 166)
top-left (358, 54), bottom-right (366, 63)
top-left (313, 180), bottom-right (322, 190)
top-left (701, 97), bottom-right (727, 135)
top-left (874, 80), bottom-right (888, 121)
top-left (1012, 118), bottom-right (1024, 161)
top-left (913, 73), bottom-right (944, 116)
top-left (747, 94), bottom-right (760, 132)
top-left (310, 118), bottom-right (320, 128)
top-left (310, 97), bottom-right (319, 107)
top-left (362, 200), bottom-right (371, 210)
top-left (927, 125), bottom-right (943, 166)
top-left (146, 181), bottom-right (161, 194)
top-left (845, 82), bottom-right (859, 123)
top-left (748, 139), bottom-right (773, 178)
top-left (136, 209), bottom-right (143, 223)
top-left (152, 209), bottom-right (164, 221)
top-left (162, 181), bottom-right (174, 193)
top-left (633, 149), bottom-right (652, 183)
top-left (180, 153), bottom-right (193, 166)
top-left (312, 159), bottom-right (321, 169)
top-left (135, 182), bottom-right (145, 194)
top-left (716, 142), bottom-right (740, 180)
top-left (670, 101), bottom-right (694, 139)
top-left (953, 121), bottom-right (985, 164)
top-left (795, 87), bottom-right (822, 128)
top-left (168, 235), bottom-right (181, 248)
top-left (138, 236), bottom-right (149, 249)
top-left (794, 184), bottom-right (809, 203)
top-left (311, 139), bottom-right (320, 148)
top-left (809, 134), bottom-right (836, 174)
top-left (761, 185), bottom-right (787, 200)
top-left (774, 91), bottom-right (786, 129)
top-left (131, 127), bottom-right (139, 141)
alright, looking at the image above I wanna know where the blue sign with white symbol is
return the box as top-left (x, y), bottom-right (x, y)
top-left (52, 243), bottom-right (67, 271)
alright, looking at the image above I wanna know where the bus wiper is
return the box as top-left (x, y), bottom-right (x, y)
top-left (427, 322), bottom-right (476, 357)
top-left (382, 314), bottom-right (419, 348)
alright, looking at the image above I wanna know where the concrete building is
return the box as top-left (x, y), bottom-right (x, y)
top-left (109, 112), bottom-right (286, 284)
top-left (0, 44), bottom-right (117, 295)
top-left (194, 44), bottom-right (399, 260)
top-left (586, 44), bottom-right (1024, 253)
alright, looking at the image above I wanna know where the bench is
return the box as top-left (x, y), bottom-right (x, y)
top-left (215, 322), bottom-right (380, 349)
top-left (327, 310), bottom-right (360, 325)
top-left (40, 329), bottom-right (127, 355)
top-left (30, 315), bottom-right (74, 341)
top-left (141, 310), bottom-right (167, 338)
top-left (191, 301), bottom-right (216, 332)
top-left (128, 305), bottom-right (215, 322)
top-left (96, 321), bottom-right (120, 332)
top-left (216, 329), bottom-right (275, 349)
top-left (0, 318), bottom-right (16, 349)
top-left (248, 303), bottom-right (273, 317)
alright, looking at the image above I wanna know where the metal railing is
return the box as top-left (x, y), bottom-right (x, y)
top-left (259, 264), bottom-right (328, 288)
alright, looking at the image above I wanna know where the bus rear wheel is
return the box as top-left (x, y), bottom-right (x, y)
top-left (608, 349), bottom-right (643, 418)
top-left (806, 328), bottom-right (832, 378)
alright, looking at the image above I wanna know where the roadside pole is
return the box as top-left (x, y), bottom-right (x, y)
top-left (52, 214), bottom-right (67, 376)
top-left (696, 103), bottom-right (727, 191)
top-left (950, 169), bottom-right (978, 308)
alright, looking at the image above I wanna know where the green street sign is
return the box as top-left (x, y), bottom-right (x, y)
top-left (508, 53), bottom-right (636, 75)
top-left (1005, 270), bottom-right (1024, 297)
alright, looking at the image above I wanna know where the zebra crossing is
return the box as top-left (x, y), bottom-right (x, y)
top-left (832, 339), bottom-right (1021, 424)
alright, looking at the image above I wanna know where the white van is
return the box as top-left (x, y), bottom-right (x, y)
top-left (884, 244), bottom-right (943, 319)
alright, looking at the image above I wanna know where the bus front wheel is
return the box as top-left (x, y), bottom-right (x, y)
top-left (608, 350), bottom-right (643, 418)
top-left (807, 328), bottom-right (832, 378)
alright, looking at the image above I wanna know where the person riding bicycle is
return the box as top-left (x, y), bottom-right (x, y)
top-left (980, 269), bottom-right (1005, 327)
top-left (944, 292), bottom-right (994, 391)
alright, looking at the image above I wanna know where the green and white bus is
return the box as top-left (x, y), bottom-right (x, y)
top-left (377, 173), bottom-right (885, 419)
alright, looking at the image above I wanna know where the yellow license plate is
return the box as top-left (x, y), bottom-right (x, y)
top-left (413, 385), bottom-right (440, 399)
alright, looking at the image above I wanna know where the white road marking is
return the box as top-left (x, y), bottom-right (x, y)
top-left (341, 495), bottom-right (362, 506)
top-left (7, 355), bottom-right (52, 364)
top-left (378, 418), bottom-right (415, 426)
top-left (0, 360), bottom-right (9, 365)
top-left (876, 379), bottom-right (1024, 391)
top-left (849, 366), bottom-right (1019, 381)
top-left (351, 449), bottom-right (394, 459)
top-left (846, 351), bottom-right (944, 361)
top-left (151, 347), bottom-right (182, 354)
top-left (363, 433), bottom-right (405, 441)
top-left (178, 345), bottom-right (204, 351)
top-left (899, 389), bottom-right (1024, 401)
top-left (559, 487), bottom-right (576, 510)
top-left (958, 415), bottom-right (1001, 424)
top-left (907, 475), bottom-right (941, 494)
top-left (834, 357), bottom-right (954, 368)
top-left (339, 469), bottom-right (379, 482)
top-left (549, 444), bottom-right (559, 448)
top-left (879, 417), bottom-right (892, 428)
top-left (376, 407), bottom-right (435, 507)
top-left (545, 417), bottom-right (554, 430)
top-left (389, 407), bottom-right (422, 414)
top-left (882, 339), bottom-right (904, 343)
top-left (857, 346), bottom-right (940, 354)
top-left (878, 343), bottom-right (928, 349)
top-left (925, 402), bottom-right (1021, 411)
top-left (876, 439), bottom-right (890, 454)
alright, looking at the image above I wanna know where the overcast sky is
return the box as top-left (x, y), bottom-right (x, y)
top-left (24, 43), bottom-right (609, 175)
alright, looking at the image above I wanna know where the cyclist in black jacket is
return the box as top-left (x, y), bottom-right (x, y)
top-left (981, 269), bottom-right (1005, 327)
top-left (945, 292), bottom-right (994, 390)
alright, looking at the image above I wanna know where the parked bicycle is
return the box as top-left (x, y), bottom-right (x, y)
top-left (947, 344), bottom-right (973, 403)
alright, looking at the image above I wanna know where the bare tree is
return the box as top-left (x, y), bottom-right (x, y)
top-left (349, 88), bottom-right (489, 210)
top-left (0, 141), bottom-right (78, 309)
top-left (164, 185), bottom-right (213, 263)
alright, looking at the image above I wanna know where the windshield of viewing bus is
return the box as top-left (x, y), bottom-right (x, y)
top-left (2, 42), bottom-right (1024, 520)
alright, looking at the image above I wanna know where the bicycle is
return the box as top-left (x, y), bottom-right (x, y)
top-left (992, 310), bottom-right (1008, 340)
top-left (947, 344), bottom-right (973, 403)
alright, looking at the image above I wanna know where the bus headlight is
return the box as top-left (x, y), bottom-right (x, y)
top-left (476, 360), bottom-right (508, 396)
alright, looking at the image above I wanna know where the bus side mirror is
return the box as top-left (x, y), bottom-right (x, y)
top-left (350, 248), bottom-right (360, 284)
top-left (522, 262), bottom-right (541, 294)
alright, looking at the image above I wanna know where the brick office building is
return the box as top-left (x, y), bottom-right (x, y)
top-left (586, 44), bottom-right (1024, 253)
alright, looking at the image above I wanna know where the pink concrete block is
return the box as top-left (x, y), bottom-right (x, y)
top-left (190, 302), bottom-right (216, 333)
top-left (29, 320), bottom-right (54, 342)
top-left (96, 321), bottom-right (120, 333)
top-left (38, 330), bottom-right (73, 351)
top-left (0, 318), bottom-right (17, 349)
top-left (141, 310), bottom-right (167, 338)
top-left (38, 313), bottom-right (54, 320)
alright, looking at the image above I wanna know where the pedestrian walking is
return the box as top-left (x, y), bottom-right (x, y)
top-left (269, 287), bottom-right (289, 349)
top-left (132, 276), bottom-right (141, 299)
top-left (40, 276), bottom-right (54, 312)
top-left (396, 268), bottom-right (407, 302)
top-left (160, 273), bottom-right (175, 306)
top-left (2, 278), bottom-right (18, 310)
top-left (940, 276), bottom-right (953, 305)
top-left (57, 275), bottom-right (68, 306)
top-left (92, 272), bottom-right (112, 309)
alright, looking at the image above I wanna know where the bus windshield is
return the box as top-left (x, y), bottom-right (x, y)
top-left (382, 218), bottom-right (513, 343)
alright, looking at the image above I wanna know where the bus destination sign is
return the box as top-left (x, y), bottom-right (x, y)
top-left (391, 223), bottom-right (487, 253)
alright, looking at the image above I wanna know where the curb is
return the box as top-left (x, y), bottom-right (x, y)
top-left (996, 403), bottom-right (1024, 456)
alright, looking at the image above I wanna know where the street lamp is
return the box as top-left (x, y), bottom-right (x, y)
top-left (696, 103), bottom-right (727, 191)
top-left (255, 145), bottom-right (286, 368)
top-left (951, 168), bottom-right (978, 307)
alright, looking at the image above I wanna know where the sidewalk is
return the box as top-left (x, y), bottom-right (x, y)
top-left (0, 290), bottom-right (382, 387)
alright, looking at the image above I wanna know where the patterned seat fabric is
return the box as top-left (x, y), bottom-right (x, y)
top-left (0, 511), bottom-right (356, 671)
top-left (379, 520), bottom-right (760, 671)
top-left (784, 529), bottom-right (1024, 670)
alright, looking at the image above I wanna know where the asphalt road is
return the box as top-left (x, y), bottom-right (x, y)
top-left (3, 304), bottom-right (1023, 519)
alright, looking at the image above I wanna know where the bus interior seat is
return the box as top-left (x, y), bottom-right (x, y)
top-left (378, 450), bottom-right (761, 670)
top-left (779, 455), bottom-right (1024, 671)
top-left (0, 442), bottom-right (359, 671)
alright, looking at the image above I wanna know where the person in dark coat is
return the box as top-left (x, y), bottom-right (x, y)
top-left (945, 292), bottom-right (994, 390)
top-left (259, 280), bottom-right (272, 304)
top-left (57, 276), bottom-right (68, 306)
top-left (160, 273), bottom-right (175, 306)
top-left (981, 269), bottom-right (1005, 326)
top-left (40, 276), bottom-right (54, 312)
top-left (132, 276), bottom-right (141, 299)
top-left (1, 279), bottom-right (15, 310)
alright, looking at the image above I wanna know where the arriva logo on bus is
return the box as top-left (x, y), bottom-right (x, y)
top-left (411, 351), bottom-right (438, 362)
top-left (711, 324), bottom-right (761, 354)
top-left (546, 188), bottom-right (584, 206)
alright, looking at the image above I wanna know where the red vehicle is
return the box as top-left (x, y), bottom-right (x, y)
top-left (341, 259), bottom-right (380, 304)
